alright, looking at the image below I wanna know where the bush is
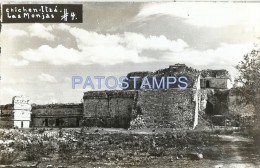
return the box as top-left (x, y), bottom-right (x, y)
top-left (24, 144), bottom-right (42, 161)
top-left (58, 140), bottom-right (75, 159)
top-left (0, 149), bottom-right (17, 164)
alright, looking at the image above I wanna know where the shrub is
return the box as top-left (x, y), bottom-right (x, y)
top-left (24, 144), bottom-right (42, 161)
top-left (0, 149), bottom-right (17, 164)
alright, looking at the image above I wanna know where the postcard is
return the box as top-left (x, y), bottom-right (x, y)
top-left (0, 1), bottom-right (260, 167)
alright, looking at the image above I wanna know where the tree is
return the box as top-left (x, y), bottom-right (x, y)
top-left (235, 48), bottom-right (260, 119)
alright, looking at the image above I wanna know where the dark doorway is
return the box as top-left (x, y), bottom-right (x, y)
top-left (56, 118), bottom-right (60, 127)
top-left (21, 121), bottom-right (23, 128)
top-left (76, 118), bottom-right (80, 127)
top-left (45, 118), bottom-right (48, 127)
top-left (206, 81), bottom-right (210, 88)
top-left (206, 101), bottom-right (214, 115)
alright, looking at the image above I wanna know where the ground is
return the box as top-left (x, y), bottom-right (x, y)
top-left (0, 127), bottom-right (259, 168)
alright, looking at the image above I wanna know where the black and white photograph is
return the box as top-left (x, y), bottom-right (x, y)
top-left (0, 1), bottom-right (260, 167)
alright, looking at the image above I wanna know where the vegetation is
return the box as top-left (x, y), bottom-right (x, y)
top-left (234, 48), bottom-right (260, 144)
top-left (0, 128), bottom-right (217, 166)
top-left (235, 48), bottom-right (260, 111)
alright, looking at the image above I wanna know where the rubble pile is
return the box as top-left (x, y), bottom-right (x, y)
top-left (129, 115), bottom-right (146, 130)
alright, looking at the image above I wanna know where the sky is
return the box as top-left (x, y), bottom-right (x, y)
top-left (0, 2), bottom-right (260, 104)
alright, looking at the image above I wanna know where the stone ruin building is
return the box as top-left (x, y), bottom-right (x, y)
top-left (31, 104), bottom-right (82, 128)
top-left (0, 96), bottom-right (31, 128)
top-left (0, 64), bottom-right (254, 129)
top-left (82, 64), bottom-right (231, 129)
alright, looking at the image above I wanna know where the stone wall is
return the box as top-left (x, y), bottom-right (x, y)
top-left (31, 104), bottom-right (83, 127)
top-left (83, 88), bottom-right (230, 129)
top-left (200, 69), bottom-right (230, 78)
top-left (136, 89), bottom-right (195, 128)
top-left (200, 78), bottom-right (228, 89)
top-left (83, 91), bottom-right (136, 128)
top-left (83, 89), bottom-right (199, 129)
top-left (0, 104), bottom-right (13, 128)
top-left (200, 69), bottom-right (229, 89)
